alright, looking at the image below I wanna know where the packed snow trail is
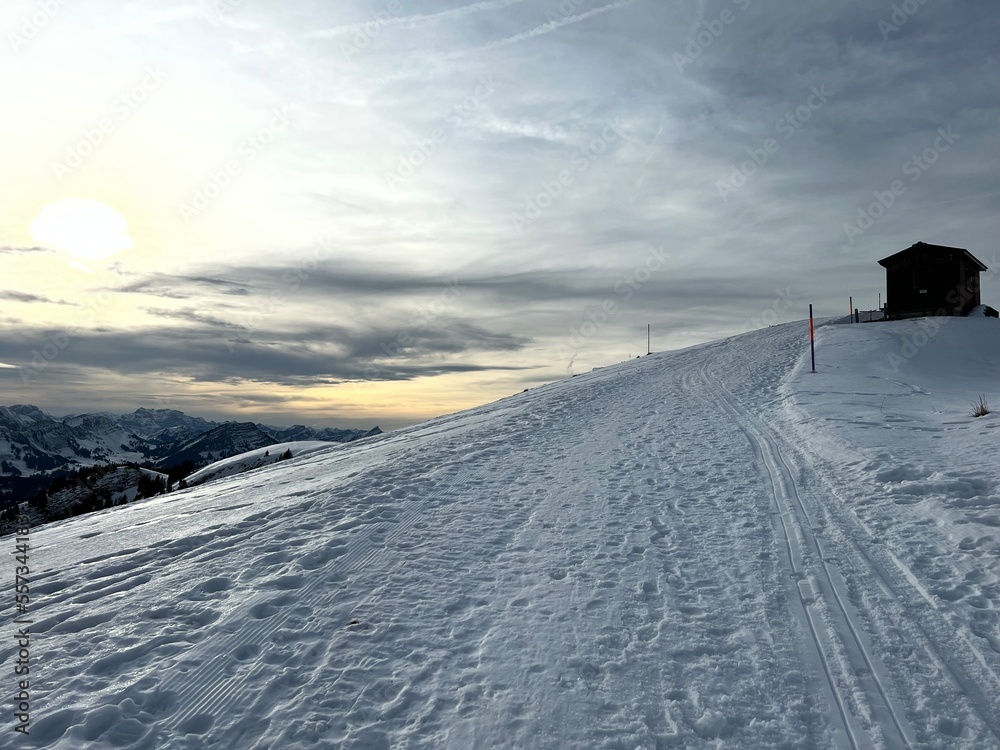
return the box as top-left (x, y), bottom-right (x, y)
top-left (693, 361), bottom-right (914, 749)
top-left (3, 320), bottom-right (999, 749)
top-left (702, 319), bottom-right (1000, 748)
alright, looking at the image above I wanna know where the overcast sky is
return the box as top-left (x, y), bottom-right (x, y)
top-left (0, 0), bottom-right (997, 429)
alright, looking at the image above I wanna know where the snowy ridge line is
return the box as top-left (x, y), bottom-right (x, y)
top-left (694, 364), bottom-right (918, 750)
top-left (774, 384), bottom-right (1000, 743)
top-left (680, 367), bottom-right (867, 749)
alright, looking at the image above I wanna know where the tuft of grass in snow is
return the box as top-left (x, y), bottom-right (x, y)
top-left (970, 394), bottom-right (991, 418)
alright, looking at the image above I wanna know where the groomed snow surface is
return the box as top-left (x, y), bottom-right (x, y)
top-left (5, 317), bottom-right (1000, 749)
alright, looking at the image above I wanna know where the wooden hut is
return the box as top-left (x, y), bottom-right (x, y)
top-left (878, 242), bottom-right (988, 319)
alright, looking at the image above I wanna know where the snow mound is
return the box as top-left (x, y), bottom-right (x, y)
top-left (185, 441), bottom-right (337, 487)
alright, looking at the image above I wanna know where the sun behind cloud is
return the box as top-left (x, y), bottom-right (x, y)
top-left (30, 199), bottom-right (134, 263)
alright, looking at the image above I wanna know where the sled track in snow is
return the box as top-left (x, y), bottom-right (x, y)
top-left (691, 345), bottom-right (1000, 749)
top-left (689, 363), bottom-right (915, 750)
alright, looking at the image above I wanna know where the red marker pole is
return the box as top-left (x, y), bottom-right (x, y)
top-left (809, 304), bottom-right (816, 373)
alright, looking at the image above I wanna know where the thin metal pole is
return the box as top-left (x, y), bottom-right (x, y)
top-left (647, 324), bottom-right (650, 355)
top-left (810, 304), bottom-right (816, 373)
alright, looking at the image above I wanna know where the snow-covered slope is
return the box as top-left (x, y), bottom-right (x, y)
top-left (0, 406), bottom-right (152, 477)
top-left (184, 441), bottom-right (337, 487)
top-left (4, 318), bottom-right (1000, 749)
top-left (48, 466), bottom-right (170, 508)
top-left (256, 424), bottom-right (382, 443)
top-left (58, 414), bottom-right (154, 463)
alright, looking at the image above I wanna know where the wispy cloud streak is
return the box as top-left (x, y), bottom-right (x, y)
top-left (462, 0), bottom-right (634, 54)
top-left (305, 0), bottom-right (532, 38)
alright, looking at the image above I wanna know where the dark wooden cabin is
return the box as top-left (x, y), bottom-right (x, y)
top-left (878, 242), bottom-right (987, 320)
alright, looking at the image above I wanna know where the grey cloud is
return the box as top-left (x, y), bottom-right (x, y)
top-left (117, 274), bottom-right (255, 299)
top-left (0, 246), bottom-right (50, 255)
top-left (140, 307), bottom-right (239, 329)
top-left (112, 263), bottom-right (790, 309)
top-left (0, 291), bottom-right (74, 305)
top-left (0, 317), bottom-right (534, 387)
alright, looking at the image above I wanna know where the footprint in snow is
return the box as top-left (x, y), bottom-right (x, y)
top-left (249, 593), bottom-right (296, 619)
top-left (177, 713), bottom-right (214, 735)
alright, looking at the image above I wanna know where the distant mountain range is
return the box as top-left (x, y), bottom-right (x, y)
top-left (0, 405), bottom-right (381, 504)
